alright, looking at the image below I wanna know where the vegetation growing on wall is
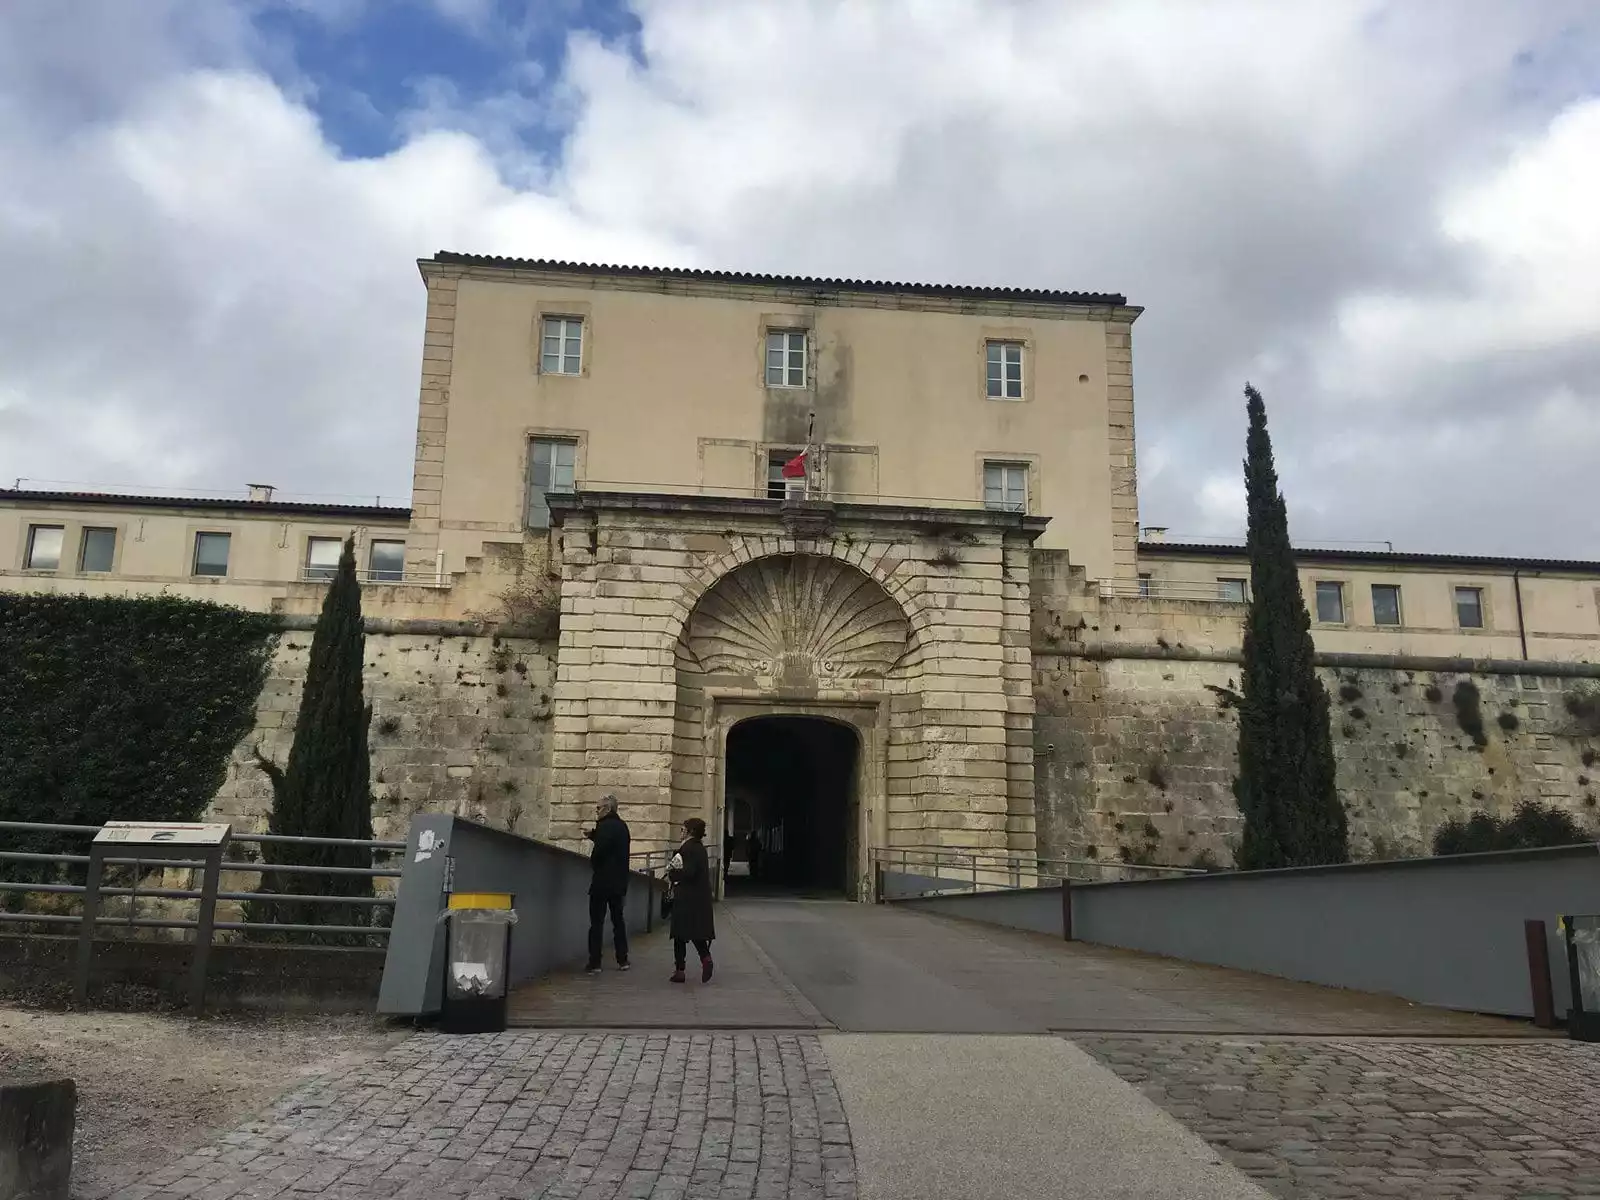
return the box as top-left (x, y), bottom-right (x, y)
top-left (1452, 680), bottom-right (1488, 748)
top-left (249, 538), bottom-right (375, 937)
top-left (1432, 800), bottom-right (1587, 856)
top-left (0, 594), bottom-right (276, 882)
top-left (1233, 384), bottom-right (1348, 869)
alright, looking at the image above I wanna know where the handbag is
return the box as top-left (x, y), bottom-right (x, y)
top-left (660, 884), bottom-right (674, 920)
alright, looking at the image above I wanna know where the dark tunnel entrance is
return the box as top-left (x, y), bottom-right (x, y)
top-left (723, 717), bottom-right (860, 897)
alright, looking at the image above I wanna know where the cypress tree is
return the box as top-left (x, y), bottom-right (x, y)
top-left (1234, 385), bottom-right (1348, 869)
top-left (249, 536), bottom-right (375, 936)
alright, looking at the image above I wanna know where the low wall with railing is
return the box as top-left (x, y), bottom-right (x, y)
top-left (896, 843), bottom-right (1600, 1021)
top-left (377, 815), bottom-right (666, 1017)
top-left (874, 846), bottom-right (1195, 902)
top-left (0, 820), bottom-right (402, 1012)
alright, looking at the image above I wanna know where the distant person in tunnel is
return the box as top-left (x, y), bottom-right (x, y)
top-left (668, 817), bottom-right (715, 983)
top-left (745, 829), bottom-right (762, 883)
top-left (583, 794), bottom-right (630, 973)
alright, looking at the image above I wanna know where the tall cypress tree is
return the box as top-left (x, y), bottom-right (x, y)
top-left (249, 536), bottom-right (375, 935)
top-left (1234, 385), bottom-right (1348, 869)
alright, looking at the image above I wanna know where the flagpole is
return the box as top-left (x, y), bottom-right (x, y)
top-left (805, 411), bottom-right (816, 500)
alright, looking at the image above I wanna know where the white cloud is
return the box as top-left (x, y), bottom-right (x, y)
top-left (1, 0), bottom-right (1598, 557)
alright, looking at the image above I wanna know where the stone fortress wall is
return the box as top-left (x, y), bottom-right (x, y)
top-left (210, 537), bottom-right (1600, 873)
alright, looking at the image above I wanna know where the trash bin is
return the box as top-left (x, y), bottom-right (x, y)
top-left (1563, 914), bottom-right (1600, 1043)
top-left (439, 892), bottom-right (516, 1035)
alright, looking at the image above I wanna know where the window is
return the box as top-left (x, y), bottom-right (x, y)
top-left (1371, 584), bottom-right (1402, 626)
top-left (540, 317), bottom-right (583, 375)
top-left (192, 532), bottom-right (231, 577)
top-left (305, 536), bottom-right (342, 581)
top-left (1217, 578), bottom-right (1248, 604)
top-left (1315, 580), bottom-right (1346, 623)
top-left (765, 330), bottom-right (806, 388)
top-left (766, 451), bottom-right (798, 500)
top-left (526, 438), bottom-right (577, 528)
top-left (369, 540), bottom-right (405, 583)
top-left (24, 525), bottom-right (63, 570)
top-left (79, 528), bottom-right (116, 573)
top-left (982, 462), bottom-right (1028, 513)
top-left (1455, 586), bottom-right (1485, 629)
top-left (1137, 573), bottom-right (1152, 598)
top-left (986, 341), bottom-right (1024, 399)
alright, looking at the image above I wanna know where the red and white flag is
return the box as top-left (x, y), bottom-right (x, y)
top-left (780, 451), bottom-right (807, 479)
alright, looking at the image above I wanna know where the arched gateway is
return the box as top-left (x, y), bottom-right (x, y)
top-left (544, 495), bottom-right (1045, 900)
top-left (675, 554), bottom-right (912, 897)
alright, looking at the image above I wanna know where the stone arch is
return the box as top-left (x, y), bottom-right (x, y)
top-left (680, 553), bottom-right (911, 682)
top-left (673, 540), bottom-right (936, 650)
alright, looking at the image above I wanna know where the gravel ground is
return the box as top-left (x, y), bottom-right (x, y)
top-left (0, 1003), bottom-right (406, 1199)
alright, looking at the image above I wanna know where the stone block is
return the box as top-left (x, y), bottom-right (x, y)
top-left (0, 1076), bottom-right (75, 1200)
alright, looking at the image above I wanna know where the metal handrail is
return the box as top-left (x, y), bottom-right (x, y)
top-left (869, 844), bottom-right (1200, 901)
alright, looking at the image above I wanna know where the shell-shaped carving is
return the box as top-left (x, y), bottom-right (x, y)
top-left (686, 554), bottom-right (909, 679)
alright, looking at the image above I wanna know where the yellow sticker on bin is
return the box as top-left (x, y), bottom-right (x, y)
top-left (448, 892), bottom-right (513, 910)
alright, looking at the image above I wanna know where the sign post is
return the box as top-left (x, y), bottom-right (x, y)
top-left (75, 822), bottom-right (232, 1013)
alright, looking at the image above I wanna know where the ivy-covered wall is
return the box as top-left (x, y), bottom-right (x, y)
top-left (0, 594), bottom-right (277, 848)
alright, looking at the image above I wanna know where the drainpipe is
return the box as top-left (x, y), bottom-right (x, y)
top-left (1513, 569), bottom-right (1528, 661)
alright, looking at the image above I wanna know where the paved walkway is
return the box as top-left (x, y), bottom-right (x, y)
top-left (513, 898), bottom-right (1544, 1037)
top-left (1081, 1036), bottom-right (1600, 1198)
top-left (108, 898), bottom-right (1594, 1200)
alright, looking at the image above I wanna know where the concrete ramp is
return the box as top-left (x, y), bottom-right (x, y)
top-left (823, 1034), bottom-right (1271, 1200)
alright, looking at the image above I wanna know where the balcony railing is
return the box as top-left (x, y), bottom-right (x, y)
top-left (1100, 578), bottom-right (1249, 603)
top-left (298, 566), bottom-right (450, 589)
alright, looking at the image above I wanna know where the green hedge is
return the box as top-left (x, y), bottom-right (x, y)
top-left (0, 594), bottom-right (278, 865)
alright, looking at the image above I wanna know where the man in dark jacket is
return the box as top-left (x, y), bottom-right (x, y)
top-left (584, 795), bottom-right (631, 973)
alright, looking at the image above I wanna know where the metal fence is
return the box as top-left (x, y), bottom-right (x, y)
top-left (871, 844), bottom-right (1199, 900)
top-left (0, 820), bottom-right (404, 1010)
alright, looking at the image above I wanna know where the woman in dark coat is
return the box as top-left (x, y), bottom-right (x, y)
top-left (668, 817), bottom-right (716, 983)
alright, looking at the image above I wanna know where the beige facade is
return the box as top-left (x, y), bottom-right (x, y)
top-left (0, 490), bottom-right (412, 611)
top-left (404, 254), bottom-right (1142, 588)
top-left (1135, 543), bottom-right (1600, 662)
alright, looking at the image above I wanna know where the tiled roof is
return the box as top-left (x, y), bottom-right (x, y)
top-left (1140, 541), bottom-right (1600, 575)
top-left (0, 489), bottom-right (410, 520)
top-left (431, 252), bottom-right (1129, 307)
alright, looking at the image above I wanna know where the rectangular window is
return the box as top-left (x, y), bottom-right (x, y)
top-left (192, 532), bottom-right (231, 578)
top-left (526, 438), bottom-right (577, 529)
top-left (24, 525), bottom-right (64, 571)
top-left (305, 536), bottom-right (343, 581)
top-left (765, 330), bottom-right (806, 388)
top-left (986, 341), bottom-right (1024, 399)
top-left (540, 316), bottom-right (583, 375)
top-left (1371, 584), bottom-right (1402, 626)
top-left (1315, 580), bottom-right (1346, 623)
top-left (766, 452), bottom-right (796, 500)
top-left (369, 540), bottom-right (405, 583)
top-left (982, 462), bottom-right (1028, 513)
top-left (1455, 585), bottom-right (1485, 629)
top-left (1217, 578), bottom-right (1248, 604)
top-left (79, 528), bottom-right (116, 573)
top-left (1137, 573), bottom-right (1152, 598)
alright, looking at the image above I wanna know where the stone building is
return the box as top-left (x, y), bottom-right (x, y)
top-left (5, 253), bottom-right (1599, 884)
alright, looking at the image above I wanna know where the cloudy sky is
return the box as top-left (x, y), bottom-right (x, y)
top-left (2, 1), bottom-right (1597, 557)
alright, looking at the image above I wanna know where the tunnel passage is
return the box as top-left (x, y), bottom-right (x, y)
top-left (724, 716), bottom-right (860, 896)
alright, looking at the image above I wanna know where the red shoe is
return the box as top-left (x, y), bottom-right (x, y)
top-left (670, 969), bottom-right (686, 983)
top-left (701, 956), bottom-right (714, 983)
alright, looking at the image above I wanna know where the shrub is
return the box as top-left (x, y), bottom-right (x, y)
top-left (0, 593), bottom-right (276, 885)
top-left (1432, 800), bottom-right (1587, 857)
top-left (1452, 681), bottom-right (1488, 748)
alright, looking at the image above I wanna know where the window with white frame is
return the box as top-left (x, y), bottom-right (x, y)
top-left (192, 532), bottom-right (231, 578)
top-left (766, 451), bottom-right (797, 500)
top-left (25, 525), bottom-right (63, 571)
top-left (79, 528), bottom-right (117, 573)
top-left (765, 330), bottom-right (806, 388)
top-left (369, 540), bottom-right (405, 582)
top-left (982, 461), bottom-right (1028, 513)
top-left (1217, 578), bottom-right (1248, 604)
top-left (986, 341), bottom-right (1024, 399)
top-left (1371, 583), bottom-right (1402, 626)
top-left (1455, 585), bottom-right (1485, 629)
top-left (1314, 580), bottom-right (1346, 623)
top-left (540, 316), bottom-right (583, 375)
top-left (526, 438), bottom-right (577, 529)
top-left (1138, 573), bottom-right (1152, 598)
top-left (305, 536), bottom-right (342, 581)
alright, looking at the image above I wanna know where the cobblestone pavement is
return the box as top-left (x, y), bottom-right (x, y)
top-left (1077, 1036), bottom-right (1600, 1199)
top-left (108, 1031), bottom-right (857, 1200)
